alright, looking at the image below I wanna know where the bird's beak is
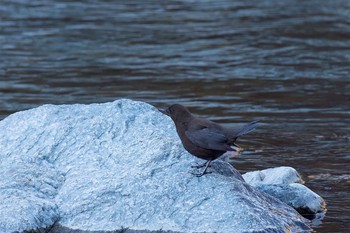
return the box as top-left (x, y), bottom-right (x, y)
top-left (158, 108), bottom-right (170, 116)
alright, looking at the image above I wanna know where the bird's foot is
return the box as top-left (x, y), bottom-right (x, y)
top-left (191, 160), bottom-right (212, 177)
top-left (191, 162), bottom-right (211, 169)
top-left (191, 171), bottom-right (212, 177)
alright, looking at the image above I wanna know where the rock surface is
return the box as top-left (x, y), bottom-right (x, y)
top-left (243, 166), bottom-right (304, 186)
top-left (0, 99), bottom-right (311, 233)
top-left (243, 167), bottom-right (326, 218)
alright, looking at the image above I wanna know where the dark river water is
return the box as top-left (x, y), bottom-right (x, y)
top-left (1, 0), bottom-right (349, 232)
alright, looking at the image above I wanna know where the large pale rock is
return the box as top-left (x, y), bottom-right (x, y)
top-left (0, 99), bottom-right (311, 233)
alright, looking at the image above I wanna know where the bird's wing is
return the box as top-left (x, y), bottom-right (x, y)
top-left (185, 125), bottom-right (234, 151)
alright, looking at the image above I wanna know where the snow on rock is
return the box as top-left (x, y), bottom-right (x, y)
top-left (0, 99), bottom-right (311, 233)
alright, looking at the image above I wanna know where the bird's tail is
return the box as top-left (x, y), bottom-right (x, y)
top-left (235, 121), bottom-right (259, 138)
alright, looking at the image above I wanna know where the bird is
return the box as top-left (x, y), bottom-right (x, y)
top-left (160, 104), bottom-right (259, 177)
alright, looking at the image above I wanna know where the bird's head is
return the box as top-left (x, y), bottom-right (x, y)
top-left (159, 104), bottom-right (192, 122)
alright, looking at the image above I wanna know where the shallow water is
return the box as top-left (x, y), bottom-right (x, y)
top-left (1, 0), bottom-right (349, 232)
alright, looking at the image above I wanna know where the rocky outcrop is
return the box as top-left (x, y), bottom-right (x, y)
top-left (0, 99), bottom-right (312, 233)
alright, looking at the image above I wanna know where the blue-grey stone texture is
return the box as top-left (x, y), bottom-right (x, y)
top-left (0, 99), bottom-right (311, 233)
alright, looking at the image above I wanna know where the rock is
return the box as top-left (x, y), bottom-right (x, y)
top-left (242, 166), bottom-right (304, 186)
top-left (243, 167), bottom-right (326, 218)
top-left (255, 183), bottom-right (326, 219)
top-left (0, 99), bottom-right (311, 233)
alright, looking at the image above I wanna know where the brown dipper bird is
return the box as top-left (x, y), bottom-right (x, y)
top-left (160, 104), bottom-right (259, 177)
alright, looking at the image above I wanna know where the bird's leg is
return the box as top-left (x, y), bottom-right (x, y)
top-left (191, 160), bottom-right (212, 177)
top-left (201, 160), bottom-right (212, 175)
top-left (191, 160), bottom-right (211, 169)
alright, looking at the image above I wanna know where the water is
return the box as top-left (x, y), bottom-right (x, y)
top-left (1, 0), bottom-right (349, 232)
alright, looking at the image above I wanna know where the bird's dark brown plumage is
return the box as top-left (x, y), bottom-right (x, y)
top-left (160, 104), bottom-right (259, 177)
